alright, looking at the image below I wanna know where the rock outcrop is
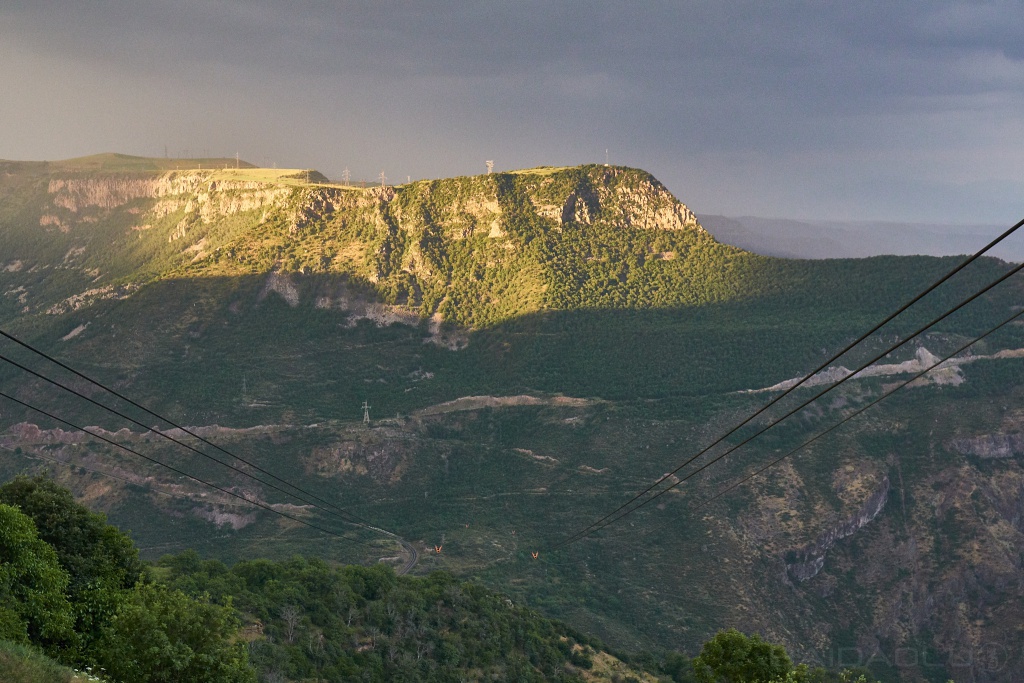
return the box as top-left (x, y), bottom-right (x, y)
top-left (949, 434), bottom-right (1024, 459)
top-left (786, 476), bottom-right (890, 581)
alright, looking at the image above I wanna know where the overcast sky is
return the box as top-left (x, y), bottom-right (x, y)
top-left (2, 1), bottom-right (1022, 224)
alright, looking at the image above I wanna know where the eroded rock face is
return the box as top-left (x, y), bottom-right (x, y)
top-left (47, 172), bottom-right (298, 231)
top-left (554, 169), bottom-right (702, 232)
top-left (786, 476), bottom-right (890, 581)
top-left (49, 176), bottom-right (163, 211)
top-left (561, 186), bottom-right (600, 225)
top-left (46, 283), bottom-right (140, 315)
top-left (304, 434), bottom-right (413, 483)
top-left (949, 434), bottom-right (1024, 459)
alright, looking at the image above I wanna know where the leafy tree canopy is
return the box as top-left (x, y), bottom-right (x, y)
top-left (0, 504), bottom-right (74, 649)
top-left (94, 583), bottom-right (255, 683)
top-left (0, 475), bottom-right (143, 594)
top-left (692, 629), bottom-right (792, 683)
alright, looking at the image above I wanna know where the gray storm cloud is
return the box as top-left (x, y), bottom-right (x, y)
top-left (1, 1), bottom-right (1022, 224)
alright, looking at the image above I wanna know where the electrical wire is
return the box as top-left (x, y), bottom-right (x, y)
top-left (551, 224), bottom-right (1024, 549)
top-left (683, 305), bottom-right (1024, 518)
top-left (555, 261), bottom-right (1024, 547)
top-left (0, 349), bottom-right (380, 531)
top-left (0, 389), bottom-right (380, 549)
top-left (0, 337), bottom-right (384, 532)
top-left (4, 218), bottom-right (1020, 561)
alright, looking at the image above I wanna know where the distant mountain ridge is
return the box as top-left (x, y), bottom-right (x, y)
top-left (699, 214), bottom-right (1021, 262)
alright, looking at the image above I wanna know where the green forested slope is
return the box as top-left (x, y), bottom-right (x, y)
top-left (1, 155), bottom-right (1022, 682)
top-left (1, 476), bottom-right (879, 683)
top-left (1, 155), bottom-right (1018, 422)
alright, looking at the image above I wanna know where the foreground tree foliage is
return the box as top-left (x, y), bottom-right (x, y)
top-left (692, 629), bottom-right (791, 682)
top-left (0, 476), bottom-right (143, 663)
top-left (94, 583), bottom-right (252, 683)
top-left (0, 504), bottom-right (74, 650)
top-left (686, 629), bottom-right (875, 683)
top-left (0, 476), bottom-right (256, 683)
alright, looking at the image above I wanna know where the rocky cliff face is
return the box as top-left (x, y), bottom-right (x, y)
top-left (43, 166), bottom-right (701, 240)
top-left (46, 172), bottom-right (297, 233)
top-left (15, 164), bottom-right (727, 330)
top-left (48, 175), bottom-right (162, 211)
top-left (949, 434), bottom-right (1024, 458)
top-left (786, 476), bottom-right (890, 581)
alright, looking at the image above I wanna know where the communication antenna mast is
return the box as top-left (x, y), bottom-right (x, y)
top-left (486, 160), bottom-right (494, 174)
top-left (362, 401), bottom-right (371, 424)
top-left (342, 168), bottom-right (350, 185)
top-left (379, 170), bottom-right (387, 187)
top-left (605, 149), bottom-right (609, 166)
top-left (235, 152), bottom-right (240, 169)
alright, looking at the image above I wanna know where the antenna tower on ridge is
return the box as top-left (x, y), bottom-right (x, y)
top-left (342, 168), bottom-right (351, 185)
top-left (486, 160), bottom-right (494, 174)
top-left (379, 170), bottom-right (387, 187)
top-left (362, 401), bottom-right (371, 424)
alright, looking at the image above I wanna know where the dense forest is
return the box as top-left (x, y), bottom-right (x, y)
top-left (0, 475), bottom-right (881, 683)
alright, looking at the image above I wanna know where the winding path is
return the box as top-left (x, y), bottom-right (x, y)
top-left (395, 537), bottom-right (419, 575)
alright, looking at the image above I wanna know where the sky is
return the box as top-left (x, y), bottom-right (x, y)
top-left (2, 1), bottom-right (1022, 225)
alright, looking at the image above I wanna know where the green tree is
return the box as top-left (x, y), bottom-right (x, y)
top-left (692, 629), bottom-right (792, 683)
top-left (0, 475), bottom-right (143, 662)
top-left (0, 504), bottom-right (74, 649)
top-left (0, 475), bottom-right (143, 592)
top-left (95, 583), bottom-right (256, 683)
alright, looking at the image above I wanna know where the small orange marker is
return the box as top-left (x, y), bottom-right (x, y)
top-left (531, 551), bottom-right (539, 559)
top-left (434, 545), bottom-right (443, 554)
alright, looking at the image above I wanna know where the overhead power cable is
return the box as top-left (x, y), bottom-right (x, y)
top-left (554, 258), bottom-right (1024, 547)
top-left (551, 218), bottom-right (1024, 549)
top-left (0, 349), bottom-right (381, 533)
top-left (683, 305), bottom-right (1024, 518)
top-left (0, 330), bottom-right (383, 532)
top-left (0, 389), bottom-right (378, 548)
